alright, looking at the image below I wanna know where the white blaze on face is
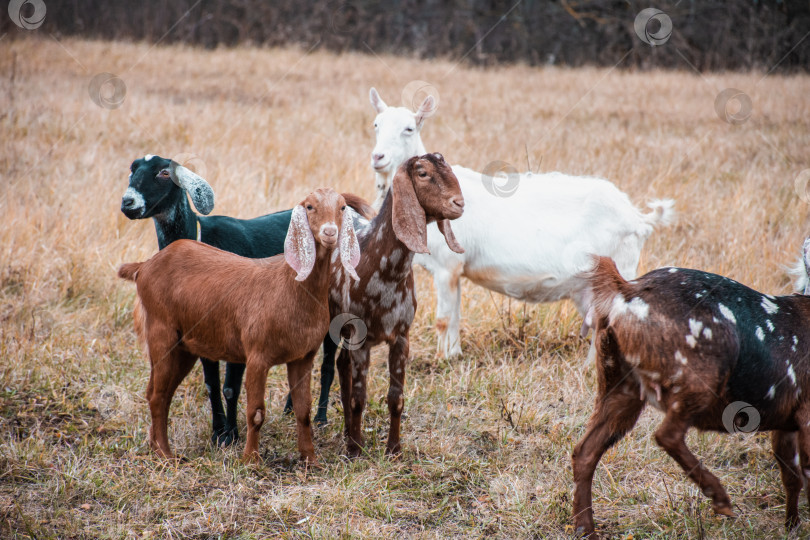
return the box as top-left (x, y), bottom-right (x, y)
top-left (371, 106), bottom-right (422, 176)
top-left (123, 186), bottom-right (145, 212)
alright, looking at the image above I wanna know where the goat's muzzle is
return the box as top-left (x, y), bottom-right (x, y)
top-left (446, 196), bottom-right (465, 219)
top-left (320, 225), bottom-right (338, 248)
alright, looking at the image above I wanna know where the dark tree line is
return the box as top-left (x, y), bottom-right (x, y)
top-left (5, 0), bottom-right (810, 71)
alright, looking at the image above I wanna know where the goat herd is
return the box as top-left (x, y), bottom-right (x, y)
top-left (118, 88), bottom-right (810, 537)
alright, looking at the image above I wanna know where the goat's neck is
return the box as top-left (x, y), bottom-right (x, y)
top-left (366, 190), bottom-right (416, 281)
top-left (291, 244), bottom-right (332, 300)
top-left (152, 195), bottom-right (198, 249)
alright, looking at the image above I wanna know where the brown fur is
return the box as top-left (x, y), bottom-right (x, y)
top-left (331, 153), bottom-right (464, 458)
top-left (118, 188), bottom-right (356, 464)
top-left (572, 256), bottom-right (810, 537)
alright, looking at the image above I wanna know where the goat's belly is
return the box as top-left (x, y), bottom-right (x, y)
top-left (463, 266), bottom-right (573, 303)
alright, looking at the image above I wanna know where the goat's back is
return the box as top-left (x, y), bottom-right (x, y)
top-left (132, 240), bottom-right (329, 364)
top-left (590, 258), bottom-right (810, 431)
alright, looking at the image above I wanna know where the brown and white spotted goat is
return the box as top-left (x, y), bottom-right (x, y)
top-left (118, 188), bottom-right (360, 464)
top-left (572, 248), bottom-right (810, 538)
top-left (330, 153), bottom-right (464, 457)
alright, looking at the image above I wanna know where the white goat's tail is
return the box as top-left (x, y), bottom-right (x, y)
top-left (643, 199), bottom-right (676, 227)
top-left (787, 256), bottom-right (809, 294)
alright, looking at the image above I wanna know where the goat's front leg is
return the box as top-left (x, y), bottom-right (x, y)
top-left (434, 267), bottom-right (462, 358)
top-left (772, 430), bottom-right (802, 529)
top-left (284, 337), bottom-right (336, 426)
top-left (341, 346), bottom-right (370, 458)
top-left (242, 357), bottom-right (271, 463)
top-left (315, 336), bottom-right (338, 426)
top-left (654, 411), bottom-right (733, 517)
top-left (386, 335), bottom-right (409, 456)
top-left (286, 353), bottom-right (317, 464)
top-left (220, 362), bottom-right (245, 447)
top-left (199, 357), bottom-right (227, 444)
top-left (572, 384), bottom-right (645, 538)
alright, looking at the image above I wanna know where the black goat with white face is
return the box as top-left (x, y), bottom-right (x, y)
top-left (121, 155), bottom-right (374, 443)
top-left (121, 154), bottom-right (293, 447)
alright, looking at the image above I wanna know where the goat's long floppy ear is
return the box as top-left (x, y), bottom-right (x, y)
top-left (437, 219), bottom-right (464, 254)
top-left (369, 87), bottom-right (387, 113)
top-left (284, 205), bottom-right (316, 282)
top-left (392, 164), bottom-right (429, 253)
top-left (414, 95), bottom-right (436, 128)
top-left (172, 164), bottom-right (215, 215)
top-left (339, 210), bottom-right (361, 281)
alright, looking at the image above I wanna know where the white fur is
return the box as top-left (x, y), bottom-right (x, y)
top-left (368, 87), bottom-right (675, 357)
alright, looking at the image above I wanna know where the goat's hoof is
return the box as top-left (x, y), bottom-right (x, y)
top-left (344, 445), bottom-right (362, 459)
top-left (712, 502), bottom-right (736, 518)
top-left (313, 414), bottom-right (328, 427)
top-left (212, 426), bottom-right (239, 448)
top-left (786, 514), bottom-right (801, 530)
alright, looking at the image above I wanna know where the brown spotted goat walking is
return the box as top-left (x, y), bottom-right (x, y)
top-left (118, 188), bottom-right (360, 463)
top-left (572, 247), bottom-right (810, 537)
top-left (330, 153), bottom-right (464, 457)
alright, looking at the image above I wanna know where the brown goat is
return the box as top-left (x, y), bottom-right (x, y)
top-left (329, 153), bottom-right (465, 457)
top-left (572, 253), bottom-right (810, 537)
top-left (118, 188), bottom-right (360, 463)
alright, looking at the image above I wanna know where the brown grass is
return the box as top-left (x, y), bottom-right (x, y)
top-left (1, 36), bottom-right (810, 538)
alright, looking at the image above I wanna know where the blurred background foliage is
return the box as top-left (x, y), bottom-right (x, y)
top-left (5, 0), bottom-right (810, 71)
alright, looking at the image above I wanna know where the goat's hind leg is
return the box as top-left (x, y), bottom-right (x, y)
top-left (654, 411), bottom-right (733, 517)
top-left (572, 377), bottom-right (644, 537)
top-left (147, 343), bottom-right (197, 459)
top-left (315, 336), bottom-right (338, 426)
top-left (386, 335), bottom-right (409, 456)
top-left (772, 430), bottom-right (802, 529)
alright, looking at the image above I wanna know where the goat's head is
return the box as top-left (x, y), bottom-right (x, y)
top-left (121, 155), bottom-right (215, 219)
top-left (285, 188), bottom-right (361, 282)
top-left (369, 87), bottom-right (435, 178)
top-left (392, 153), bottom-right (465, 255)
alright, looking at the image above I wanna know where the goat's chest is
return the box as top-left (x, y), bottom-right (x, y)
top-left (331, 270), bottom-right (416, 341)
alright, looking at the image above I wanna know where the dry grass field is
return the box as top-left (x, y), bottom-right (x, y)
top-left (1, 37), bottom-right (810, 538)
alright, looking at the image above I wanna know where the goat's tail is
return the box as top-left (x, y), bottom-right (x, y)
top-left (117, 262), bottom-right (143, 282)
top-left (787, 256), bottom-right (809, 294)
top-left (643, 198), bottom-right (676, 228)
top-left (342, 192), bottom-right (377, 220)
top-left (585, 255), bottom-right (630, 323)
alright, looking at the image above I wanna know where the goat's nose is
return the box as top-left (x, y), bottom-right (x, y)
top-left (451, 196), bottom-right (465, 209)
top-left (373, 153), bottom-right (385, 162)
top-left (122, 196), bottom-right (135, 209)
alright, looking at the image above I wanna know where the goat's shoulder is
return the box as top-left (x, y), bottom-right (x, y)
top-left (199, 209), bottom-right (291, 257)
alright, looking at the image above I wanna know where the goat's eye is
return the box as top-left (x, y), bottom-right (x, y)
top-left (306, 204), bottom-right (313, 210)
top-left (341, 205), bottom-right (346, 211)
top-left (404, 127), bottom-right (414, 134)
top-left (158, 169), bottom-right (170, 178)
top-left (419, 171), bottom-right (428, 178)
top-left (373, 123), bottom-right (378, 129)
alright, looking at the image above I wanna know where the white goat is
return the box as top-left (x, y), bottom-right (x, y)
top-left (369, 87), bottom-right (675, 357)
